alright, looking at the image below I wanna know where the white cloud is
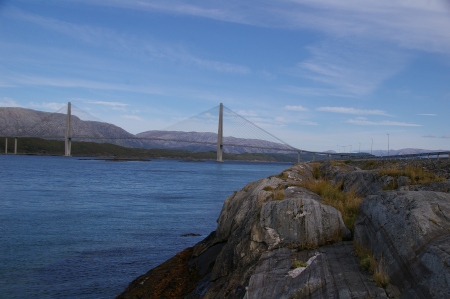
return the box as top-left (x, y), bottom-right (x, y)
top-left (279, 85), bottom-right (352, 98)
top-left (121, 115), bottom-right (143, 121)
top-left (28, 101), bottom-right (66, 112)
top-left (86, 101), bottom-right (128, 107)
top-left (9, 8), bottom-right (250, 75)
top-left (346, 117), bottom-right (421, 127)
top-left (73, 0), bottom-right (450, 54)
top-left (317, 106), bottom-right (388, 116)
top-left (0, 97), bottom-right (20, 107)
top-left (284, 105), bottom-right (308, 112)
top-left (235, 110), bottom-right (258, 117)
top-left (274, 115), bottom-right (317, 126)
top-left (1, 73), bottom-right (164, 95)
top-left (292, 39), bottom-right (410, 97)
top-left (186, 55), bottom-right (250, 74)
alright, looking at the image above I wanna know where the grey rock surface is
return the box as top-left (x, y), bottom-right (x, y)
top-left (354, 191), bottom-right (450, 299)
top-left (259, 192), bottom-right (351, 249)
top-left (245, 243), bottom-right (387, 299)
top-left (335, 170), bottom-right (382, 197)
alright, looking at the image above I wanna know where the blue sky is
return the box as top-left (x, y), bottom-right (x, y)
top-left (1, 0), bottom-right (449, 152)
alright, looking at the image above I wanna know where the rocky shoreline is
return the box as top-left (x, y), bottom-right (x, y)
top-left (116, 159), bottom-right (450, 299)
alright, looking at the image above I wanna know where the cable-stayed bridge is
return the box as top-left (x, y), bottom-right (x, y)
top-left (0, 103), bottom-right (448, 161)
top-left (0, 102), bottom-right (300, 161)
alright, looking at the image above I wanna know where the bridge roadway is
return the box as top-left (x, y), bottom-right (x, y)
top-left (2, 134), bottom-right (449, 161)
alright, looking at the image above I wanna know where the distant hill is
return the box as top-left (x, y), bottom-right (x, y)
top-left (136, 130), bottom-right (296, 154)
top-left (0, 107), bottom-right (295, 154)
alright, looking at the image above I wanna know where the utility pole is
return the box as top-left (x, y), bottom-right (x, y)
top-left (370, 138), bottom-right (373, 155)
top-left (216, 103), bottom-right (223, 162)
top-left (387, 133), bottom-right (390, 157)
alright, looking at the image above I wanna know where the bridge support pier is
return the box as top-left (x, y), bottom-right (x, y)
top-left (216, 103), bottom-right (223, 162)
top-left (65, 102), bottom-right (72, 157)
top-left (14, 138), bottom-right (17, 154)
top-left (297, 151), bottom-right (301, 163)
top-left (4, 138), bottom-right (7, 154)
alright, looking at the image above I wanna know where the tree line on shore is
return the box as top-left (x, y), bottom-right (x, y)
top-left (0, 137), bottom-right (299, 162)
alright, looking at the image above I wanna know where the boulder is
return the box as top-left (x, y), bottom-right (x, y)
top-left (258, 188), bottom-right (351, 249)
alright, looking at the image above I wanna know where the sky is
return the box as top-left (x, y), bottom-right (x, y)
top-left (1, 0), bottom-right (449, 152)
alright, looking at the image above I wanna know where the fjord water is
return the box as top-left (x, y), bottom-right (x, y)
top-left (0, 155), bottom-right (290, 299)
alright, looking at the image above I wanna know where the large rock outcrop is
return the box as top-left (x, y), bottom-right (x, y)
top-left (354, 191), bottom-right (450, 299)
top-left (117, 160), bottom-right (450, 299)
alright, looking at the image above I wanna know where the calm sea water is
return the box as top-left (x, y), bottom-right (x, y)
top-left (0, 155), bottom-right (290, 299)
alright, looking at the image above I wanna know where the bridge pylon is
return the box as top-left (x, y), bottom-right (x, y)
top-left (65, 102), bottom-right (72, 157)
top-left (216, 103), bottom-right (223, 162)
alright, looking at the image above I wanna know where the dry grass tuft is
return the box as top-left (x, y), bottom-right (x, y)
top-left (264, 185), bottom-right (285, 201)
top-left (291, 259), bottom-right (307, 269)
top-left (379, 165), bottom-right (444, 189)
top-left (354, 242), bottom-right (389, 288)
top-left (301, 179), bottom-right (362, 229)
top-left (373, 259), bottom-right (390, 288)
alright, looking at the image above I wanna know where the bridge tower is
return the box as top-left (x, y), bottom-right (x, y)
top-left (65, 102), bottom-right (72, 157)
top-left (217, 103), bottom-right (223, 162)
